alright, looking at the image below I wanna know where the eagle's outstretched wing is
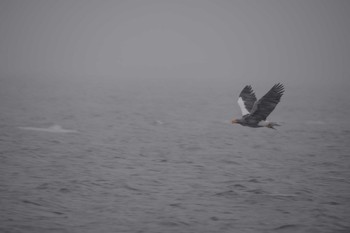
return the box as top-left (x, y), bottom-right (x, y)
top-left (237, 85), bottom-right (257, 116)
top-left (249, 83), bottom-right (284, 121)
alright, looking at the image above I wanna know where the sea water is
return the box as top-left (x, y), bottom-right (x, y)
top-left (1, 75), bottom-right (349, 233)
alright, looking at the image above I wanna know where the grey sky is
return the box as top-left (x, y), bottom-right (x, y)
top-left (0, 0), bottom-right (349, 87)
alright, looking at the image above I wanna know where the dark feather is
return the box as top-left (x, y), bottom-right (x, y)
top-left (239, 85), bottom-right (257, 113)
top-left (248, 83), bottom-right (284, 121)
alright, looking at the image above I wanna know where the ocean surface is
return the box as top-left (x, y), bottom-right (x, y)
top-left (1, 75), bottom-right (349, 233)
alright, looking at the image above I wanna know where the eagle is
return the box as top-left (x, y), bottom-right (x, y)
top-left (231, 83), bottom-right (284, 129)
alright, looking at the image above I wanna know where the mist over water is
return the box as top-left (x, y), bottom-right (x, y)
top-left (1, 1), bottom-right (349, 86)
top-left (1, 1), bottom-right (350, 233)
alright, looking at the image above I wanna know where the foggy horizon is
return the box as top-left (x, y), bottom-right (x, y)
top-left (1, 0), bottom-right (349, 90)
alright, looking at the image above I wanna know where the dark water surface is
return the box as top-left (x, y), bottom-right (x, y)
top-left (1, 76), bottom-right (349, 233)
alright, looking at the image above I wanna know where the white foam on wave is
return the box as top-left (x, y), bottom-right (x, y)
top-left (18, 125), bottom-right (78, 133)
top-left (153, 120), bottom-right (164, 125)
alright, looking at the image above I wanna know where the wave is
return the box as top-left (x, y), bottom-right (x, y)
top-left (305, 120), bottom-right (326, 125)
top-left (18, 125), bottom-right (78, 133)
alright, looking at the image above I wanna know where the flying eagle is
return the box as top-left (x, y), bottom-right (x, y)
top-left (231, 83), bottom-right (284, 129)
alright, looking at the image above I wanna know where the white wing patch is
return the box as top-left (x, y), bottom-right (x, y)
top-left (237, 97), bottom-right (250, 116)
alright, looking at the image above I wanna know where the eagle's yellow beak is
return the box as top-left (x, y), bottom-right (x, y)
top-left (231, 118), bottom-right (238, 124)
